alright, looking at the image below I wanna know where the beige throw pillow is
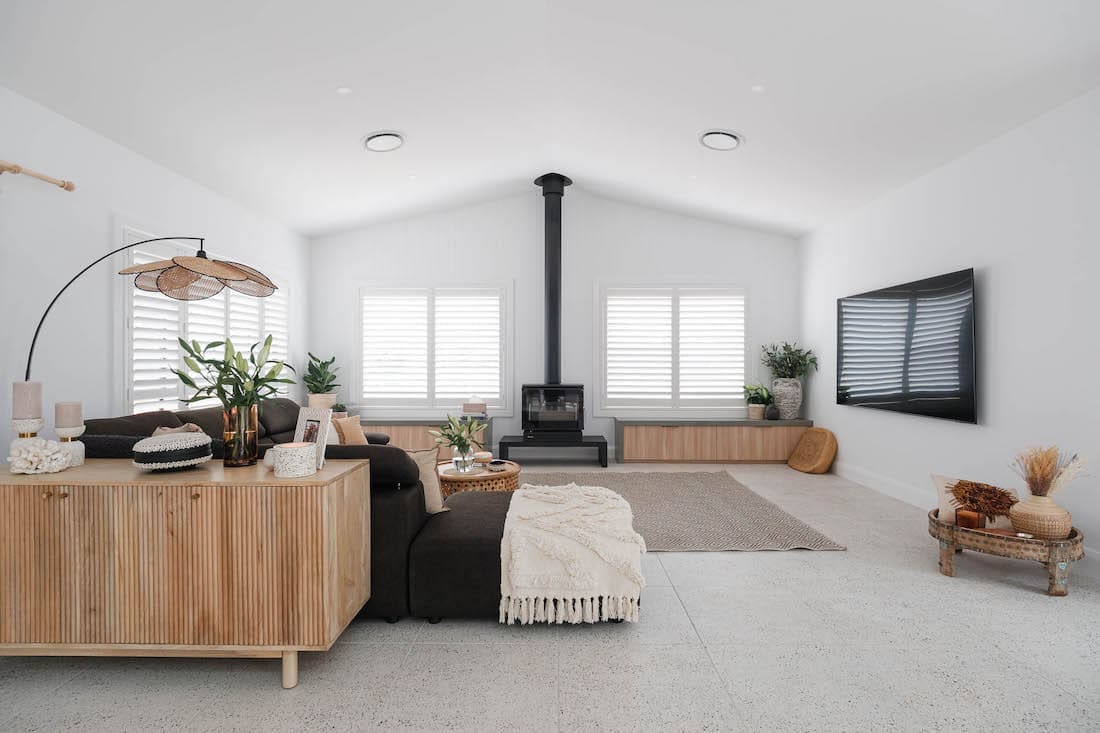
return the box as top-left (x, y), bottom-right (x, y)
top-left (406, 448), bottom-right (448, 514)
top-left (332, 416), bottom-right (368, 445)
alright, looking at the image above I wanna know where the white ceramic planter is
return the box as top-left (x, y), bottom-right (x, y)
top-left (307, 393), bottom-right (339, 410)
top-left (747, 404), bottom-right (766, 420)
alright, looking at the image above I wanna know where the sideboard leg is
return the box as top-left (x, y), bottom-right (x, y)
top-left (282, 650), bottom-right (299, 689)
top-left (1047, 560), bottom-right (1070, 596)
top-left (938, 539), bottom-right (955, 577)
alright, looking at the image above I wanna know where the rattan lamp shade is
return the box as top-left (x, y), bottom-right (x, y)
top-left (119, 254), bottom-right (276, 301)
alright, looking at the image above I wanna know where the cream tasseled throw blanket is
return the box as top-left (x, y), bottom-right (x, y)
top-left (500, 482), bottom-right (647, 625)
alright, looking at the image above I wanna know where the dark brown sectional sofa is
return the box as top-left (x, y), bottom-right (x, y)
top-left (80, 399), bottom-right (514, 622)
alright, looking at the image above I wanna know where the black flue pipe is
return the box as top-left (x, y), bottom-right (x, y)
top-left (533, 172), bottom-right (572, 385)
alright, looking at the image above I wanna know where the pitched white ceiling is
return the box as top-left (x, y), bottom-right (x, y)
top-left (2, 1), bottom-right (1099, 236)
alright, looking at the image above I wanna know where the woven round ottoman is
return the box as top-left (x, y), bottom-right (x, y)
top-left (437, 460), bottom-right (521, 498)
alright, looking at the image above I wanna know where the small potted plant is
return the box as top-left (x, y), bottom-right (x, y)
top-left (173, 336), bottom-right (295, 467)
top-left (303, 352), bottom-right (340, 410)
top-left (761, 342), bottom-right (818, 420)
top-left (331, 403), bottom-right (348, 420)
top-left (743, 384), bottom-right (773, 421)
top-left (429, 414), bottom-right (487, 473)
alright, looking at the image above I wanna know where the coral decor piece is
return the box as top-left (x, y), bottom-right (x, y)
top-left (9, 437), bottom-right (71, 474)
top-left (948, 480), bottom-right (1018, 523)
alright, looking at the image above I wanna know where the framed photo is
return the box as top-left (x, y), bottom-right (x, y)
top-left (293, 407), bottom-right (333, 468)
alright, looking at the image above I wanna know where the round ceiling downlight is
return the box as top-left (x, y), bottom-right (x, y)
top-left (700, 130), bottom-right (743, 151)
top-left (363, 131), bottom-right (404, 152)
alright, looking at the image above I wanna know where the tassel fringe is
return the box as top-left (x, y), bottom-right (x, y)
top-left (499, 595), bottom-right (640, 625)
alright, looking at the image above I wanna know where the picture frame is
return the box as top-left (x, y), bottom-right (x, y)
top-left (293, 407), bottom-right (333, 468)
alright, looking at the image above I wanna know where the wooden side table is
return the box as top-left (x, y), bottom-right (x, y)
top-left (927, 509), bottom-right (1085, 596)
top-left (437, 460), bottom-right (522, 498)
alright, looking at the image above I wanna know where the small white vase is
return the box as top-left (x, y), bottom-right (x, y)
top-left (772, 378), bottom-right (803, 420)
top-left (307, 393), bottom-right (339, 410)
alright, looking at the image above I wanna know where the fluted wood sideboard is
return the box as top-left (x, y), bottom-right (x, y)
top-left (0, 459), bottom-right (371, 688)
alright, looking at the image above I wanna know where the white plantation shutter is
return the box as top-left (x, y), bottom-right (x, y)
top-left (679, 292), bottom-right (745, 402)
top-left (362, 292), bottom-right (430, 402)
top-left (605, 291), bottom-right (673, 403)
top-left (435, 291), bottom-right (502, 401)
top-left (602, 286), bottom-right (746, 409)
top-left (360, 287), bottom-right (508, 407)
top-left (838, 297), bottom-right (908, 399)
top-left (130, 245), bottom-right (183, 413)
top-left (126, 234), bottom-right (290, 412)
top-left (263, 287), bottom-right (291, 395)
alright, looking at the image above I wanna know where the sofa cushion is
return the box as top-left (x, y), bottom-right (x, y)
top-left (84, 411), bottom-right (183, 436)
top-left (408, 490), bottom-right (512, 619)
top-left (173, 406), bottom-right (225, 441)
top-left (324, 444), bottom-right (420, 487)
top-left (364, 432), bottom-right (391, 445)
top-left (82, 435), bottom-right (226, 460)
top-left (258, 398), bottom-right (299, 438)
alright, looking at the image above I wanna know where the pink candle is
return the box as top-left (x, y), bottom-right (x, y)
top-left (12, 381), bottom-right (42, 419)
top-left (55, 401), bottom-right (83, 429)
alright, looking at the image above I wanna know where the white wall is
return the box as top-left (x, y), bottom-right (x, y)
top-left (801, 87), bottom-right (1100, 550)
top-left (0, 86), bottom-right (309, 449)
top-left (309, 189), bottom-right (801, 448)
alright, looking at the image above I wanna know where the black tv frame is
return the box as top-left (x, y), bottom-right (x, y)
top-left (836, 268), bottom-right (977, 424)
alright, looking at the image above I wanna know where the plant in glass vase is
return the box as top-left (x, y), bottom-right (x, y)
top-left (761, 342), bottom-right (818, 420)
top-left (172, 335), bottom-right (295, 467)
top-left (429, 414), bottom-right (487, 473)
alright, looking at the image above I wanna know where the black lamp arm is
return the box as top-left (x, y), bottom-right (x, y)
top-left (23, 236), bottom-right (205, 381)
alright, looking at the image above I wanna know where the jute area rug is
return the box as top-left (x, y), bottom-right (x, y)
top-left (519, 471), bottom-right (845, 552)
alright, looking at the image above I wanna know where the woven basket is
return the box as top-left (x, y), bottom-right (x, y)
top-left (1010, 495), bottom-right (1072, 540)
top-left (438, 462), bottom-right (521, 497)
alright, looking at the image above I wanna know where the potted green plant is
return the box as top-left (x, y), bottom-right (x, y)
top-left (761, 342), bottom-right (818, 420)
top-left (173, 335), bottom-right (295, 467)
top-left (331, 403), bottom-right (348, 420)
top-left (303, 352), bottom-right (340, 410)
top-left (742, 383), bottom-right (773, 421)
top-left (429, 414), bottom-right (487, 473)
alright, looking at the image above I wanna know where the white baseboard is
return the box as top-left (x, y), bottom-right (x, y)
top-left (833, 460), bottom-right (1100, 583)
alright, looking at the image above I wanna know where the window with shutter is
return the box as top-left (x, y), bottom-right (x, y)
top-left (125, 232), bottom-right (290, 412)
top-left (600, 285), bottom-right (747, 411)
top-left (360, 286), bottom-right (509, 409)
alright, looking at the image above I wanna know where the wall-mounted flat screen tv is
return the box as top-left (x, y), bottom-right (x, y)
top-left (837, 268), bottom-right (976, 423)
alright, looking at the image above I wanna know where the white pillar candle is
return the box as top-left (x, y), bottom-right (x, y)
top-left (12, 381), bottom-right (42, 419)
top-left (55, 401), bottom-right (83, 429)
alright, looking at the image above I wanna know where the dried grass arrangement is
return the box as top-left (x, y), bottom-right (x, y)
top-left (1011, 447), bottom-right (1088, 497)
top-left (948, 480), bottom-right (1017, 522)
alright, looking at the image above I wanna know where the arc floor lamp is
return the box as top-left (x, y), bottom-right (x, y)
top-left (12, 236), bottom-right (277, 436)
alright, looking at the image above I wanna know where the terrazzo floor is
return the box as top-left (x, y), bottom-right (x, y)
top-left (2, 464), bottom-right (1097, 731)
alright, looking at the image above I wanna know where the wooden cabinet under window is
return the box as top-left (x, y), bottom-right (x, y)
top-left (363, 420), bottom-right (490, 463)
top-left (615, 420), bottom-right (811, 463)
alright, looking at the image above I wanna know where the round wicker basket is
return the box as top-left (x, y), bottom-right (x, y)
top-left (437, 461), bottom-right (521, 497)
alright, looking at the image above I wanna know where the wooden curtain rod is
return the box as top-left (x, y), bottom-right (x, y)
top-left (0, 159), bottom-right (75, 191)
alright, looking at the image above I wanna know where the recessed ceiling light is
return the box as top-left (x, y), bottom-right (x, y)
top-left (335, 86), bottom-right (353, 95)
top-left (363, 131), bottom-right (404, 152)
top-left (750, 84), bottom-right (766, 94)
top-left (699, 130), bottom-right (743, 151)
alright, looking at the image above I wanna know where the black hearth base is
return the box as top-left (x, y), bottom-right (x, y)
top-left (498, 435), bottom-right (608, 467)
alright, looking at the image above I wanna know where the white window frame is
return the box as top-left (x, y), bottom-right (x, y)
top-left (115, 224), bottom-right (292, 414)
top-left (356, 282), bottom-right (514, 419)
top-left (594, 282), bottom-right (752, 418)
